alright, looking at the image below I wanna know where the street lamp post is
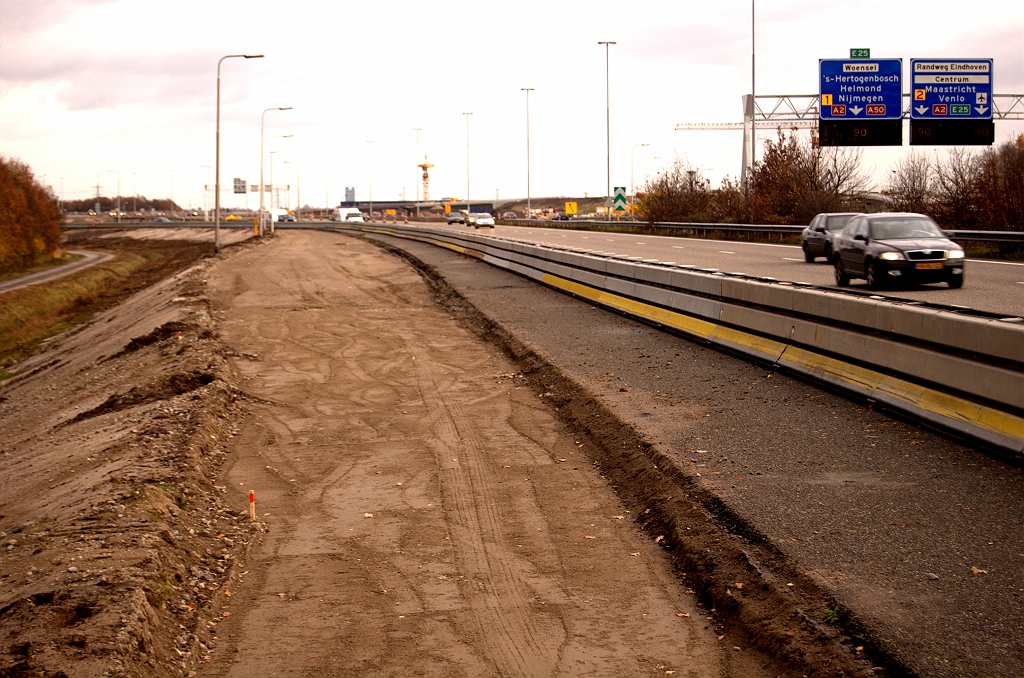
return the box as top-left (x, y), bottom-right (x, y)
top-left (598, 41), bottom-right (616, 221)
top-left (630, 143), bottom-right (649, 216)
top-left (284, 160), bottom-right (299, 218)
top-left (323, 149), bottom-right (329, 218)
top-left (521, 88), bottom-right (533, 220)
top-left (132, 171), bottom-right (137, 213)
top-left (216, 54), bottom-right (263, 251)
top-left (199, 165), bottom-right (211, 221)
top-left (260, 106), bottom-right (292, 236)
top-left (413, 128), bottom-right (421, 218)
top-left (463, 112), bottom-right (472, 216)
top-left (106, 170), bottom-right (120, 223)
top-left (645, 156), bottom-right (662, 183)
top-left (750, 0), bottom-right (756, 184)
top-left (366, 140), bottom-right (373, 220)
top-left (269, 134), bottom-right (292, 230)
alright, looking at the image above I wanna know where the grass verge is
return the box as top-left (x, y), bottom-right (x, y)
top-left (0, 252), bottom-right (153, 368)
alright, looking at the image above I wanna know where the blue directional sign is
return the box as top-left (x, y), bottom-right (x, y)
top-left (910, 59), bottom-right (992, 119)
top-left (820, 58), bottom-right (902, 120)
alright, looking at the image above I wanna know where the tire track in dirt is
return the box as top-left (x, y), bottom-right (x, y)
top-left (406, 345), bottom-right (562, 674)
top-left (200, 231), bottom-right (777, 678)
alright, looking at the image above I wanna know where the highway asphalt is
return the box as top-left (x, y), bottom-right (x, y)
top-left (365, 230), bottom-right (1023, 678)
top-left (418, 222), bottom-right (1024, 318)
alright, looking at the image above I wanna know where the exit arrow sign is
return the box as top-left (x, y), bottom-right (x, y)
top-left (850, 48), bottom-right (870, 58)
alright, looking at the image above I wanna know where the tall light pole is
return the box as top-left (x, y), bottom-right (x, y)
top-left (463, 112), bottom-right (473, 216)
top-left (106, 170), bottom-right (120, 223)
top-left (243, 160), bottom-right (250, 212)
top-left (630, 143), bottom-right (648, 216)
top-left (323, 149), bottom-right (329, 218)
top-left (131, 171), bottom-right (137, 213)
top-left (216, 54), bottom-right (263, 251)
top-left (366, 140), bottom-right (374, 219)
top-left (750, 1), bottom-right (756, 187)
top-left (413, 127), bottom-right (421, 218)
top-left (269, 134), bottom-right (292, 217)
top-left (645, 156), bottom-right (662, 183)
top-left (283, 160), bottom-right (299, 216)
top-left (199, 165), bottom-right (211, 221)
top-left (260, 106), bottom-right (292, 236)
top-left (598, 41), bottom-right (616, 221)
top-left (521, 88), bottom-right (533, 220)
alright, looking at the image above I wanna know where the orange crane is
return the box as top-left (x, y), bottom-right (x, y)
top-left (417, 156), bottom-right (435, 201)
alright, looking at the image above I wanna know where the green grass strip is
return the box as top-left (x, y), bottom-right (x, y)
top-left (0, 252), bottom-right (153, 369)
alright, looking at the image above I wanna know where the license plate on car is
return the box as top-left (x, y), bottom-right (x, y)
top-left (915, 262), bottom-right (943, 270)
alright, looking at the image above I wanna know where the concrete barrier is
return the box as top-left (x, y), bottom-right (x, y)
top-left (339, 224), bottom-right (1024, 456)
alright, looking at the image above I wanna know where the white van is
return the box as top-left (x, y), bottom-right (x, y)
top-left (333, 207), bottom-right (365, 223)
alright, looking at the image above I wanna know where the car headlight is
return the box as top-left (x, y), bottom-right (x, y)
top-left (947, 250), bottom-right (964, 259)
top-left (879, 251), bottom-right (904, 261)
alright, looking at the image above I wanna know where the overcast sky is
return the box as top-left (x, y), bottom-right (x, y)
top-left (1, 0), bottom-right (1022, 210)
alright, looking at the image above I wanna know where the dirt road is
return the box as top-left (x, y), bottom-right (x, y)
top-left (201, 231), bottom-right (775, 677)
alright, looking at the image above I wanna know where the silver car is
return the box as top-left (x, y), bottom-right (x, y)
top-left (466, 212), bottom-right (495, 228)
top-left (801, 212), bottom-right (859, 263)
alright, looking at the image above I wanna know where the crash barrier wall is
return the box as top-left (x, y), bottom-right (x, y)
top-left (497, 219), bottom-right (1024, 245)
top-left (334, 223), bottom-right (1024, 457)
top-left (66, 220), bottom-right (1024, 245)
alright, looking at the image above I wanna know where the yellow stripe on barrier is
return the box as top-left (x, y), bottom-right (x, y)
top-left (709, 325), bottom-right (788, 361)
top-left (779, 347), bottom-right (1024, 441)
top-left (543, 274), bottom-right (716, 340)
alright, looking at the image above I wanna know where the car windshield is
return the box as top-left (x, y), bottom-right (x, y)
top-left (825, 215), bottom-right (855, 230)
top-left (869, 217), bottom-right (944, 240)
top-left (471, 213), bottom-right (491, 218)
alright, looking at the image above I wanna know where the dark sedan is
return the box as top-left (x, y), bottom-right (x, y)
top-left (833, 213), bottom-right (965, 289)
top-left (801, 212), bottom-right (859, 262)
top-left (446, 212), bottom-right (465, 225)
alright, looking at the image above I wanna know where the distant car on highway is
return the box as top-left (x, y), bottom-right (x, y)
top-left (832, 213), bottom-right (965, 289)
top-left (446, 212), bottom-right (465, 225)
top-left (801, 212), bottom-right (859, 262)
top-left (552, 212), bottom-right (572, 221)
top-left (153, 216), bottom-right (171, 223)
top-left (333, 207), bottom-right (365, 223)
top-left (466, 212), bottom-right (495, 228)
top-left (500, 211), bottom-right (519, 219)
top-left (277, 214), bottom-right (295, 222)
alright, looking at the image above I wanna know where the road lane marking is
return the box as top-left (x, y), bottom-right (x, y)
top-left (718, 251), bottom-right (735, 254)
top-left (782, 257), bottom-right (803, 261)
top-left (971, 259), bottom-right (1024, 267)
top-left (672, 246), bottom-right (685, 249)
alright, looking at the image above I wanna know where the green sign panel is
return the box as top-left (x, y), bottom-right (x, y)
top-left (850, 48), bottom-right (871, 59)
top-left (613, 186), bottom-right (627, 212)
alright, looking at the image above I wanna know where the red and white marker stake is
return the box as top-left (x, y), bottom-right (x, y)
top-left (249, 490), bottom-right (256, 521)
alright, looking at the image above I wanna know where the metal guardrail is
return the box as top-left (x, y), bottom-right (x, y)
top-left (495, 219), bottom-right (1024, 245)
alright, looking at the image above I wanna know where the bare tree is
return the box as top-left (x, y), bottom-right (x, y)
top-left (975, 135), bottom-right (1024, 231)
top-left (748, 131), bottom-right (868, 224)
top-left (933, 148), bottom-right (980, 228)
top-left (884, 151), bottom-right (933, 213)
top-left (637, 156), bottom-right (715, 223)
